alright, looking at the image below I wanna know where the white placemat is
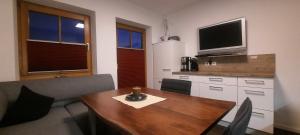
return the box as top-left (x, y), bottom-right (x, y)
top-left (112, 93), bottom-right (166, 109)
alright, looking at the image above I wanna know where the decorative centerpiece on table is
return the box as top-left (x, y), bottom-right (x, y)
top-left (125, 87), bottom-right (147, 101)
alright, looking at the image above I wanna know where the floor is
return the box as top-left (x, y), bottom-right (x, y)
top-left (208, 125), bottom-right (300, 135)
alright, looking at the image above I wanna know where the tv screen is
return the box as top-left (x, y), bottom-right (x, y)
top-left (198, 18), bottom-right (246, 55)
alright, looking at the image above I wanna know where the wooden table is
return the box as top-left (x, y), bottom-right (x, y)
top-left (81, 88), bottom-right (235, 135)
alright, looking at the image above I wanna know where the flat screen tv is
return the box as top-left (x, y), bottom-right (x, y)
top-left (198, 18), bottom-right (246, 55)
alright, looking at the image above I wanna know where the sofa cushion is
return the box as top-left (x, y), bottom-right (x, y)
top-left (0, 91), bottom-right (8, 121)
top-left (65, 101), bottom-right (90, 135)
top-left (0, 74), bottom-right (115, 106)
top-left (0, 86), bottom-right (54, 127)
top-left (0, 107), bottom-right (84, 135)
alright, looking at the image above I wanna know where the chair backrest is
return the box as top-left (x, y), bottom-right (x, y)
top-left (224, 97), bottom-right (252, 135)
top-left (160, 78), bottom-right (191, 95)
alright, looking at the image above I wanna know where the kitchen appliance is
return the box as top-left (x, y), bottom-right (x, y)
top-left (181, 57), bottom-right (191, 71)
top-left (190, 58), bottom-right (198, 71)
top-left (198, 18), bottom-right (246, 55)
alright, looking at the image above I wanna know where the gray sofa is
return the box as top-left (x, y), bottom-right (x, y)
top-left (0, 74), bottom-right (115, 135)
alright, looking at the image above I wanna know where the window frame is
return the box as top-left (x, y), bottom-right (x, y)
top-left (18, 1), bottom-right (92, 80)
top-left (116, 23), bottom-right (145, 50)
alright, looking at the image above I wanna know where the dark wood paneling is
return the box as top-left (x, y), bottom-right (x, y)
top-left (117, 48), bottom-right (145, 88)
top-left (27, 41), bottom-right (87, 72)
top-left (81, 88), bottom-right (236, 135)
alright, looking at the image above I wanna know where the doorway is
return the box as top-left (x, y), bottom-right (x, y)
top-left (116, 23), bottom-right (146, 88)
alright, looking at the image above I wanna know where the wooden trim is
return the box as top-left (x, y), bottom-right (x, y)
top-left (116, 22), bottom-right (147, 87)
top-left (84, 15), bottom-right (93, 75)
top-left (116, 23), bottom-right (145, 49)
top-left (142, 28), bottom-right (147, 86)
top-left (18, 1), bottom-right (93, 80)
top-left (129, 31), bottom-right (132, 48)
top-left (22, 72), bottom-right (92, 80)
top-left (58, 16), bottom-right (62, 41)
top-left (116, 23), bottom-right (145, 33)
top-left (24, 2), bottom-right (85, 20)
top-left (20, 1), bottom-right (29, 76)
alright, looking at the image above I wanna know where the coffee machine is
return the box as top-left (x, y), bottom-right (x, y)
top-left (181, 57), bottom-right (198, 71)
top-left (190, 58), bottom-right (198, 71)
top-left (181, 57), bottom-right (191, 71)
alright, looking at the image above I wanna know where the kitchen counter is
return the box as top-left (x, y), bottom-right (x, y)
top-left (172, 71), bottom-right (274, 78)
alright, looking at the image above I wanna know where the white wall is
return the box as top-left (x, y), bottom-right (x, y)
top-left (0, 0), bottom-right (164, 88)
top-left (167, 0), bottom-right (300, 132)
top-left (0, 0), bottom-right (18, 81)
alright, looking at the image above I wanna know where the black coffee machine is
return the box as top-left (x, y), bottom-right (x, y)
top-left (181, 57), bottom-right (191, 71)
top-left (181, 57), bottom-right (198, 71)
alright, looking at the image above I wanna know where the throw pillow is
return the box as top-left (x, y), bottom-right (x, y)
top-left (0, 86), bottom-right (54, 127)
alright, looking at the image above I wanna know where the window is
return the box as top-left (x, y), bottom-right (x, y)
top-left (117, 23), bottom-right (145, 49)
top-left (29, 11), bottom-right (59, 41)
top-left (132, 32), bottom-right (142, 49)
top-left (19, 2), bottom-right (92, 80)
top-left (61, 17), bottom-right (85, 43)
top-left (117, 29), bottom-right (131, 48)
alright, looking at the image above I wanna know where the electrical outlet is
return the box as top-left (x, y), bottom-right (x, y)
top-left (204, 62), bottom-right (210, 66)
top-left (212, 62), bottom-right (217, 66)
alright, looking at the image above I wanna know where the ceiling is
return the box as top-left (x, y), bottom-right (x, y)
top-left (129, 0), bottom-right (200, 15)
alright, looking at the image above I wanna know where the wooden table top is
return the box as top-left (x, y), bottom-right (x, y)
top-left (81, 88), bottom-right (235, 135)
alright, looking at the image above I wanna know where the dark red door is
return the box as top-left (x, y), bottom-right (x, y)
top-left (117, 48), bottom-right (145, 88)
top-left (116, 23), bottom-right (146, 88)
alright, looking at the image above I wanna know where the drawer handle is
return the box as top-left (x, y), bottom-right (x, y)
top-left (179, 76), bottom-right (189, 79)
top-left (245, 80), bottom-right (265, 85)
top-left (252, 112), bottom-right (265, 118)
top-left (158, 81), bottom-right (162, 84)
top-left (209, 78), bottom-right (223, 82)
top-left (244, 90), bottom-right (265, 96)
top-left (162, 68), bottom-right (171, 72)
top-left (209, 86), bottom-right (223, 91)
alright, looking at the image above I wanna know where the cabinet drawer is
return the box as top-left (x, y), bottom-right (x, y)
top-left (199, 83), bottom-right (237, 102)
top-left (222, 106), bottom-right (238, 122)
top-left (174, 75), bottom-right (207, 82)
top-left (238, 77), bottom-right (274, 89)
top-left (238, 87), bottom-right (273, 111)
top-left (172, 75), bottom-right (192, 81)
top-left (198, 76), bottom-right (237, 86)
top-left (248, 108), bottom-right (274, 133)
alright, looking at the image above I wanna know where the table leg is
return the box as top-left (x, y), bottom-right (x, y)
top-left (88, 108), bottom-right (96, 135)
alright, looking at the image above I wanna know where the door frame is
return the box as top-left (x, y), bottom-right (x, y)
top-left (116, 22), bottom-right (147, 87)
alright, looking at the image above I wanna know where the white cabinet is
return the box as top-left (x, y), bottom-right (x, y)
top-left (199, 83), bottom-right (237, 102)
top-left (248, 108), bottom-right (274, 133)
top-left (190, 83), bottom-right (200, 97)
top-left (172, 74), bottom-right (274, 134)
top-left (173, 75), bottom-right (238, 122)
top-left (238, 86), bottom-right (274, 111)
top-left (198, 76), bottom-right (237, 86)
top-left (238, 77), bottom-right (274, 89)
top-left (199, 82), bottom-right (238, 122)
top-left (238, 77), bottom-right (274, 133)
top-left (222, 106), bottom-right (238, 122)
top-left (153, 41), bottom-right (184, 89)
top-left (197, 76), bottom-right (238, 122)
